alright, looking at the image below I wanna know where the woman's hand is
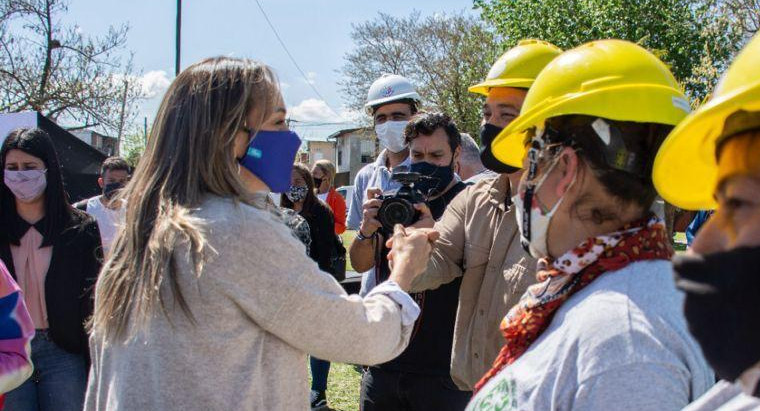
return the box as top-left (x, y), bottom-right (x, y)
top-left (386, 224), bottom-right (439, 291)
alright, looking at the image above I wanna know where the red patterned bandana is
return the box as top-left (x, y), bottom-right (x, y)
top-left (474, 216), bottom-right (672, 392)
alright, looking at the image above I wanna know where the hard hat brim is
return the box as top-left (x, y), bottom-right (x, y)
top-left (492, 84), bottom-right (691, 168)
top-left (468, 78), bottom-right (535, 96)
top-left (364, 91), bottom-right (422, 114)
top-left (653, 83), bottom-right (760, 210)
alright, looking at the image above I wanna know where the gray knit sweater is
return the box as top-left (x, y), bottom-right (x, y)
top-left (84, 195), bottom-right (417, 410)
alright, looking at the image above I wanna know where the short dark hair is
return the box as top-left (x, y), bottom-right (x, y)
top-left (371, 98), bottom-right (418, 117)
top-left (404, 112), bottom-right (462, 153)
top-left (459, 133), bottom-right (481, 165)
top-left (101, 156), bottom-right (130, 176)
top-left (544, 115), bottom-right (673, 222)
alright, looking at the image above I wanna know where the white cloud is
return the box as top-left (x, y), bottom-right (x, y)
top-left (139, 70), bottom-right (172, 99)
top-left (301, 71), bottom-right (318, 85)
top-left (289, 98), bottom-right (335, 122)
top-left (279, 81), bottom-right (291, 90)
top-left (288, 98), bottom-right (363, 123)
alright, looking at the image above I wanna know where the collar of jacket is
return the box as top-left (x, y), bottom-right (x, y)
top-left (487, 174), bottom-right (513, 212)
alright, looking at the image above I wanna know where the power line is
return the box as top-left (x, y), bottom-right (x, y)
top-left (288, 119), bottom-right (357, 127)
top-left (253, 0), bottom-right (342, 119)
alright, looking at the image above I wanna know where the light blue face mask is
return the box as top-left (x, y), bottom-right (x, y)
top-left (238, 130), bottom-right (301, 193)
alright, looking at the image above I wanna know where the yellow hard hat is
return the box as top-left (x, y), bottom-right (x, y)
top-left (468, 39), bottom-right (562, 96)
top-left (492, 39), bottom-right (691, 168)
top-left (653, 33), bottom-right (760, 210)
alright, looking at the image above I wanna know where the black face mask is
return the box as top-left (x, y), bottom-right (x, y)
top-left (313, 177), bottom-right (323, 190)
top-left (103, 182), bottom-right (124, 200)
top-left (673, 246), bottom-right (760, 384)
top-left (479, 124), bottom-right (521, 174)
top-left (410, 161), bottom-right (455, 198)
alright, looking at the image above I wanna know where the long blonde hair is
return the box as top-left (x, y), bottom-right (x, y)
top-left (91, 57), bottom-right (280, 341)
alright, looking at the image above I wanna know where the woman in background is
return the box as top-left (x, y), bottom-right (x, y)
top-left (283, 162), bottom-right (342, 409)
top-left (1, 128), bottom-right (102, 411)
top-left (281, 164), bottom-right (338, 278)
top-left (312, 160), bottom-right (347, 235)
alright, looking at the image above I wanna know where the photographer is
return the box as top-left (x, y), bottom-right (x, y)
top-left (350, 113), bottom-right (469, 410)
top-left (348, 74), bottom-right (420, 296)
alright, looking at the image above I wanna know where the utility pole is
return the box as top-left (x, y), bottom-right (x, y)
top-left (175, 0), bottom-right (182, 76)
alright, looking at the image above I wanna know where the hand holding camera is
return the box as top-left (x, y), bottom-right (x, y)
top-left (373, 172), bottom-right (435, 233)
top-left (359, 188), bottom-right (384, 238)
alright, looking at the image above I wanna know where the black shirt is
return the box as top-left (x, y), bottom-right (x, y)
top-left (374, 181), bottom-right (466, 376)
top-left (0, 209), bottom-right (102, 356)
top-left (301, 200), bottom-right (337, 276)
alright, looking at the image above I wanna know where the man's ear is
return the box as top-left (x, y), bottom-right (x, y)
top-left (452, 146), bottom-right (461, 169)
top-left (555, 147), bottom-right (578, 197)
top-left (98, 177), bottom-right (105, 189)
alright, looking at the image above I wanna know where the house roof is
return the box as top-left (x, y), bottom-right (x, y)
top-left (327, 127), bottom-right (367, 139)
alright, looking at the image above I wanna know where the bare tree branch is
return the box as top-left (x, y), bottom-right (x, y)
top-left (65, 122), bottom-right (100, 131)
top-left (0, 0), bottom-right (144, 136)
top-left (339, 11), bottom-right (501, 137)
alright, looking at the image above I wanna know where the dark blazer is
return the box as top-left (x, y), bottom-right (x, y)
top-left (302, 200), bottom-right (336, 274)
top-left (0, 208), bottom-right (103, 356)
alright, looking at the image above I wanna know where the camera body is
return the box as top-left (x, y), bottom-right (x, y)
top-left (376, 172), bottom-right (428, 233)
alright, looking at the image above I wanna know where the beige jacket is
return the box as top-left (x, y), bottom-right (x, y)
top-left (410, 175), bottom-right (536, 390)
top-left (85, 196), bottom-right (416, 411)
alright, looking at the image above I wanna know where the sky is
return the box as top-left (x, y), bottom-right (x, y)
top-left (58, 0), bottom-right (478, 141)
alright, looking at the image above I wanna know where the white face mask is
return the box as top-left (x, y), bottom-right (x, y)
top-left (375, 120), bottom-right (409, 153)
top-left (513, 155), bottom-right (575, 258)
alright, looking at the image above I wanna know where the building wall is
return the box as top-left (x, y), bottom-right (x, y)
top-left (337, 128), bottom-right (376, 184)
top-left (307, 141), bottom-right (336, 167)
top-left (336, 137), bottom-right (351, 174)
top-left (71, 131), bottom-right (119, 156)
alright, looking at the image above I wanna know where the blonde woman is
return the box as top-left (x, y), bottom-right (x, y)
top-left (84, 57), bottom-right (434, 410)
top-left (312, 159), bottom-right (346, 235)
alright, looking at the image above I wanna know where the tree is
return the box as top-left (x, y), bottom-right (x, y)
top-left (721, 0), bottom-right (760, 37)
top-left (473, 0), bottom-right (743, 102)
top-left (120, 129), bottom-right (146, 168)
top-left (339, 11), bottom-right (503, 138)
top-left (0, 0), bottom-right (144, 136)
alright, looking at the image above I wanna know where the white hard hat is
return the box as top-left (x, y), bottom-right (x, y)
top-left (364, 74), bottom-right (421, 114)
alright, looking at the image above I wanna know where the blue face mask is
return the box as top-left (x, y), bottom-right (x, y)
top-left (239, 130), bottom-right (301, 193)
top-left (410, 161), bottom-right (455, 197)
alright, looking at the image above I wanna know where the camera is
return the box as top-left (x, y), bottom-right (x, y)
top-left (376, 172), bottom-right (428, 233)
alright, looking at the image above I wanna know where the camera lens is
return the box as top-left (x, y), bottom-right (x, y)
top-left (377, 198), bottom-right (415, 232)
top-left (384, 202), bottom-right (409, 223)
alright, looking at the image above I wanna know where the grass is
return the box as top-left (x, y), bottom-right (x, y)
top-left (325, 233), bottom-right (361, 410)
top-left (341, 230), bottom-right (357, 272)
top-left (673, 232), bottom-right (687, 253)
top-left (309, 362), bottom-right (362, 411)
